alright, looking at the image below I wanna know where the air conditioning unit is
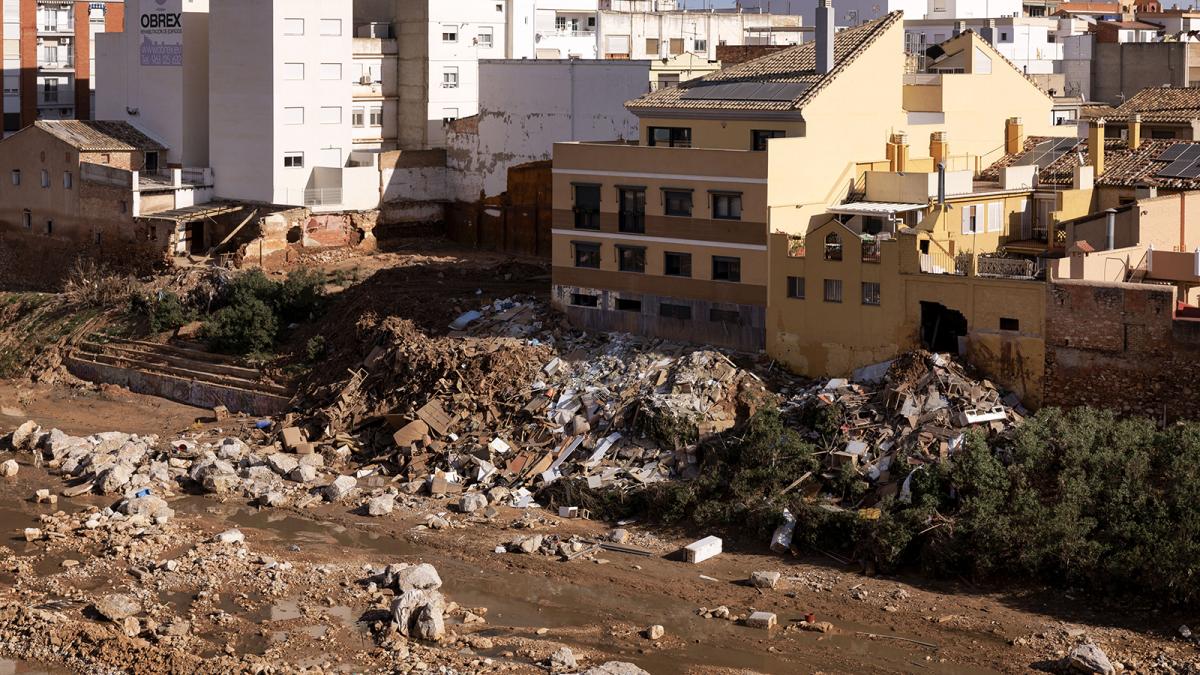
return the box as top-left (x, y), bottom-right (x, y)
top-left (359, 75), bottom-right (373, 85)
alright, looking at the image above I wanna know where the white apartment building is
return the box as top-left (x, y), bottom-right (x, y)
top-left (905, 16), bottom-right (1072, 74)
top-left (595, 10), bottom-right (804, 62)
top-left (95, 0), bottom-right (210, 169)
top-left (209, 0), bottom-right (359, 207)
top-left (737, 0), bottom-right (926, 25)
top-left (508, 0), bottom-right (601, 60)
top-left (924, 0), bottom-right (1022, 20)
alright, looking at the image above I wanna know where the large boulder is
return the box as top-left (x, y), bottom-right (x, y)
top-left (266, 453), bottom-right (299, 477)
top-left (366, 494), bottom-right (395, 517)
top-left (549, 647), bottom-right (577, 672)
top-left (96, 463), bottom-right (135, 494)
top-left (390, 588), bottom-right (446, 640)
top-left (94, 594), bottom-right (141, 622)
top-left (191, 458), bottom-right (240, 494)
top-left (382, 563), bottom-right (442, 593)
top-left (120, 495), bottom-right (174, 524)
top-left (458, 492), bottom-right (488, 514)
top-left (11, 421), bottom-right (39, 451)
top-left (0, 459), bottom-right (18, 478)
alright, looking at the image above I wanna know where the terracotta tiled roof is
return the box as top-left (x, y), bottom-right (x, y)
top-left (33, 120), bottom-right (166, 152)
top-left (1080, 103), bottom-right (1118, 119)
top-left (1054, 2), bottom-right (1122, 14)
top-left (980, 135), bottom-right (1200, 189)
top-left (625, 12), bottom-right (902, 113)
top-left (1101, 86), bottom-right (1200, 123)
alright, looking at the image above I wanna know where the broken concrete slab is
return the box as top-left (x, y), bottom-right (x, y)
top-left (684, 536), bottom-right (722, 564)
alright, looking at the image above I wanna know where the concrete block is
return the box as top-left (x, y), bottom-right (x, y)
top-left (684, 535), bottom-right (722, 564)
top-left (746, 611), bottom-right (777, 629)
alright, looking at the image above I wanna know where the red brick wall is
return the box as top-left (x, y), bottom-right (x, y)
top-left (74, 1), bottom-right (90, 119)
top-left (19, 0), bottom-right (36, 128)
top-left (1044, 280), bottom-right (1200, 420)
top-left (105, 1), bottom-right (124, 32)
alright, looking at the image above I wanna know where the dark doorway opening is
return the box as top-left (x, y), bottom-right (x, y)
top-left (187, 221), bottom-right (205, 255)
top-left (920, 301), bottom-right (967, 354)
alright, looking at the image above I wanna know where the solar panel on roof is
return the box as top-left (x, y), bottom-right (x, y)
top-left (1157, 144), bottom-right (1190, 162)
top-left (1014, 137), bottom-right (1081, 168)
top-left (679, 81), bottom-right (809, 102)
top-left (1160, 159), bottom-right (1196, 178)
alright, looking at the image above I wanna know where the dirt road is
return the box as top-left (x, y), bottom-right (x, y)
top-left (0, 383), bottom-right (1195, 674)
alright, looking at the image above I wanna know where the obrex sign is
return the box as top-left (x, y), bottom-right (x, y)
top-left (141, 12), bottom-right (181, 29)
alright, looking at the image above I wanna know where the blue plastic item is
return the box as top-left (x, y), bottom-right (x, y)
top-left (255, 420), bottom-right (272, 430)
top-left (135, 488), bottom-right (151, 498)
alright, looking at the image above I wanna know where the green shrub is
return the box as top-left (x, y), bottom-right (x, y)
top-left (202, 295), bottom-right (278, 354)
top-left (305, 335), bottom-right (327, 363)
top-left (148, 291), bottom-right (192, 333)
top-left (277, 269), bottom-right (326, 323)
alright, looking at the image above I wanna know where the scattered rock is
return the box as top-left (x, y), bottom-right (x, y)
top-left (798, 620), bottom-right (835, 633)
top-left (580, 663), bottom-right (650, 675)
top-left (0, 459), bottom-right (18, 478)
top-left (11, 421), bottom-right (39, 450)
top-left (1067, 643), bottom-right (1115, 675)
top-left (383, 563), bottom-right (443, 592)
top-left (458, 492), bottom-right (488, 513)
top-left (324, 475), bottom-right (357, 501)
top-left (549, 646), bottom-right (577, 671)
top-left (366, 494), bottom-right (395, 516)
top-left (644, 624), bottom-right (665, 640)
top-left (266, 453), bottom-right (299, 476)
top-left (390, 588), bottom-right (446, 641)
top-left (213, 529), bottom-right (245, 545)
top-left (94, 594), bottom-right (141, 622)
top-left (608, 528), bottom-right (629, 544)
top-left (751, 571), bottom-right (781, 589)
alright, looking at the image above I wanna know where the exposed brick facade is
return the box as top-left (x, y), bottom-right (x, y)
top-left (1044, 280), bottom-right (1200, 421)
top-left (74, 1), bottom-right (91, 120)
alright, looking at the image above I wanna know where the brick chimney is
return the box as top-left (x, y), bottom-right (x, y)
top-left (1089, 118), bottom-right (1106, 176)
top-left (1005, 117), bottom-right (1025, 155)
top-left (1129, 113), bottom-right (1142, 150)
top-left (887, 132), bottom-right (910, 172)
top-left (816, 0), bottom-right (835, 75)
top-left (930, 131), bottom-right (949, 167)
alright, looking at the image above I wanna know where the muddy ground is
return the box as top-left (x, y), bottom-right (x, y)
top-left (1, 385), bottom-right (1198, 675)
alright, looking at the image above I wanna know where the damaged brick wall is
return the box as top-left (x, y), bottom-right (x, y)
top-left (1044, 280), bottom-right (1200, 421)
top-left (444, 161), bottom-right (551, 258)
top-left (0, 224), bottom-right (163, 290)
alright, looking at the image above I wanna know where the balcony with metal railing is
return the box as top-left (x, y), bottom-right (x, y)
top-left (39, 21), bottom-right (74, 35)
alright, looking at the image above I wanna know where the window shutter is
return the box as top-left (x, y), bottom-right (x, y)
top-left (988, 202), bottom-right (1003, 232)
top-left (962, 206), bottom-right (972, 234)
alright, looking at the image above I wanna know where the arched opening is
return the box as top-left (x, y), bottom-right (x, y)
top-left (920, 301), bottom-right (968, 354)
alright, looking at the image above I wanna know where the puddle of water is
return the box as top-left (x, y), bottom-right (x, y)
top-left (170, 498), bottom-right (417, 557)
top-left (0, 657), bottom-right (65, 674)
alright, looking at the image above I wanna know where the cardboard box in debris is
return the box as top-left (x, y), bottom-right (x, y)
top-left (778, 350), bottom-right (1027, 510)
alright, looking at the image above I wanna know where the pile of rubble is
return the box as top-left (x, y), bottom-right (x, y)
top-left (778, 350), bottom-right (1026, 510)
top-left (296, 295), bottom-right (773, 505)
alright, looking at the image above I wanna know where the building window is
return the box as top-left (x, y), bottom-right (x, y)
top-left (320, 106), bottom-right (342, 124)
top-left (352, 107), bottom-right (365, 127)
top-left (752, 129), bottom-right (785, 151)
top-left (11, 169), bottom-right (19, 186)
top-left (442, 25), bottom-right (458, 42)
top-left (283, 152), bottom-right (304, 168)
top-left (62, 171), bottom-right (71, 189)
top-left (693, 38), bottom-right (708, 52)
top-left (646, 37), bottom-right (660, 54)
top-left (787, 276), bottom-right (805, 299)
top-left (442, 108), bottom-right (459, 123)
top-left (1000, 31), bottom-right (1008, 40)
top-left (477, 27), bottom-right (494, 47)
top-left (710, 307), bottom-right (739, 323)
top-left (573, 184), bottom-right (600, 230)
top-left (862, 282), bottom-right (881, 306)
top-left (320, 19), bottom-right (342, 36)
top-left (663, 189), bottom-right (692, 217)
top-left (45, 220), bottom-right (53, 236)
top-left (42, 78), bottom-right (58, 103)
top-left (21, 210), bottom-right (30, 229)
top-left (712, 193), bottom-right (742, 220)
top-left (618, 187), bottom-right (645, 233)
top-left (617, 245), bottom-right (646, 273)
top-left (573, 241), bottom-right (600, 268)
top-left (862, 236), bottom-right (881, 262)
top-left (660, 303), bottom-right (692, 320)
top-left (320, 63), bottom-right (343, 80)
top-left (1000, 317), bottom-right (1020, 331)
top-left (284, 62), bottom-right (305, 80)
top-left (283, 18), bottom-right (304, 35)
top-left (119, 201), bottom-right (126, 214)
top-left (664, 251), bottom-right (692, 277)
top-left (824, 279), bottom-right (843, 303)
top-left (570, 293), bottom-right (598, 307)
top-left (961, 204), bottom-right (981, 234)
top-left (616, 298), bottom-right (642, 312)
top-left (712, 256), bottom-right (741, 282)
top-left (647, 126), bottom-right (691, 148)
top-left (824, 232), bottom-right (843, 260)
top-left (443, 67), bottom-right (459, 88)
top-left (283, 106), bottom-right (305, 125)
top-left (40, 169), bottom-right (49, 188)
top-left (370, 106), bottom-right (383, 126)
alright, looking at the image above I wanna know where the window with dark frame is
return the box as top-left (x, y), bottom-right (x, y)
top-left (617, 245), bottom-right (646, 273)
top-left (659, 303), bottom-right (692, 320)
top-left (664, 251), bottom-right (692, 277)
top-left (647, 126), bottom-right (692, 148)
top-left (573, 184), bottom-right (600, 229)
top-left (616, 298), bottom-right (642, 312)
top-left (570, 293), bottom-right (598, 307)
top-left (824, 232), bottom-right (843, 260)
top-left (712, 256), bottom-right (741, 282)
top-left (862, 282), bottom-right (881, 306)
top-left (710, 307), bottom-right (740, 323)
top-left (618, 187), bottom-right (645, 233)
top-left (712, 192), bottom-right (742, 220)
top-left (824, 279), bottom-right (843, 303)
top-left (663, 189), bottom-right (692, 217)
top-left (752, 129), bottom-right (785, 151)
top-left (573, 241), bottom-right (600, 268)
top-left (1000, 317), bottom-right (1020, 331)
top-left (787, 276), bottom-right (805, 299)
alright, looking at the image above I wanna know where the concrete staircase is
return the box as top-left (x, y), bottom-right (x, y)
top-left (66, 336), bottom-right (293, 416)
